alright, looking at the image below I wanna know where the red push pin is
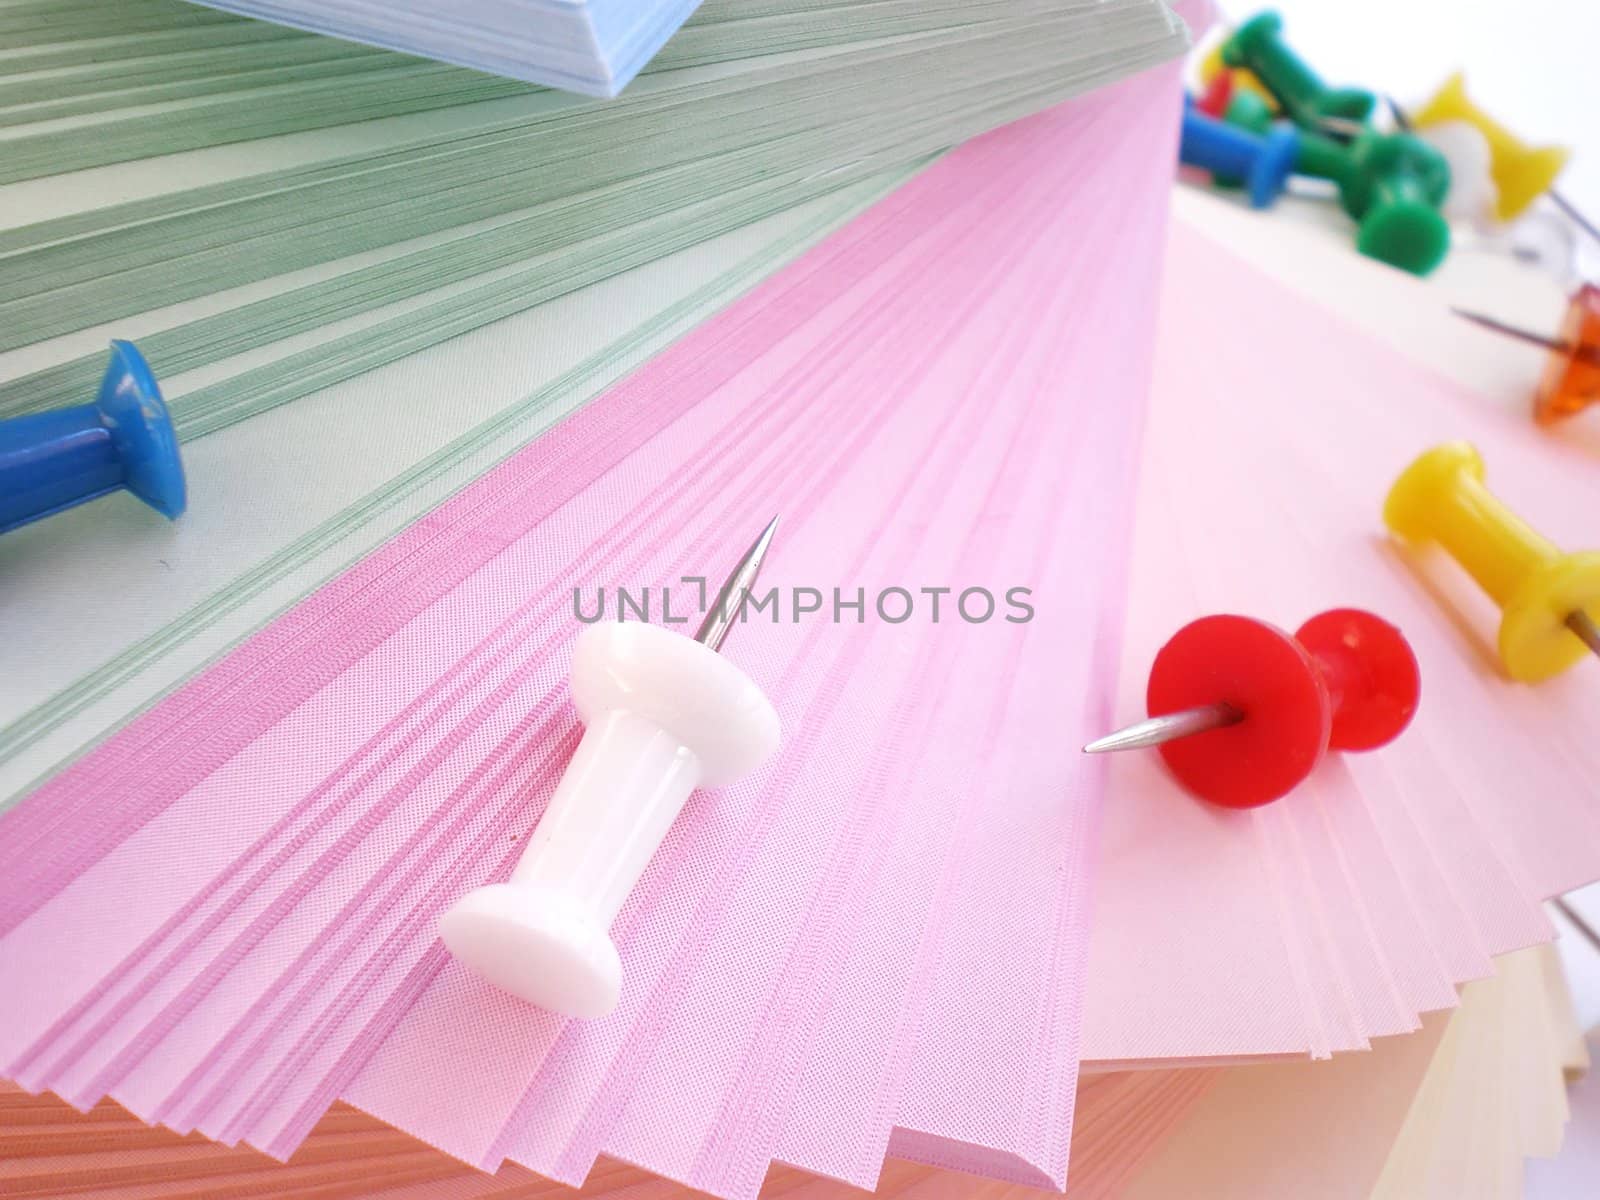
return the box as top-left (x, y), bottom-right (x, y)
top-left (1084, 609), bottom-right (1421, 808)
top-left (1196, 68), bottom-right (1236, 119)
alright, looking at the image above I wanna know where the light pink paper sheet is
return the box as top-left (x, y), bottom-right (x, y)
top-left (0, 63), bottom-right (1184, 1200)
top-left (1083, 225), bottom-right (1600, 1066)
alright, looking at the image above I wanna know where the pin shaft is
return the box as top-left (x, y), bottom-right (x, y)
top-left (1083, 702), bottom-right (1244, 755)
top-left (1451, 307), bottom-right (1571, 354)
top-left (1315, 114), bottom-right (1366, 139)
top-left (1450, 307), bottom-right (1600, 367)
top-left (694, 516), bottom-right (779, 653)
top-left (1384, 94), bottom-right (1413, 133)
top-left (1549, 189), bottom-right (1600, 249)
top-left (1553, 894), bottom-right (1600, 955)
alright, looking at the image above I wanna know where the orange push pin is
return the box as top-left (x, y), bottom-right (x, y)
top-left (1452, 285), bottom-right (1600, 425)
top-left (1410, 73), bottom-right (1570, 222)
top-left (1385, 442), bottom-right (1600, 682)
top-left (1537, 284), bottom-right (1600, 423)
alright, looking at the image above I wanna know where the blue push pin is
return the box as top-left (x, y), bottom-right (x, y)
top-left (1180, 96), bottom-right (1299, 210)
top-left (0, 340), bottom-right (185, 534)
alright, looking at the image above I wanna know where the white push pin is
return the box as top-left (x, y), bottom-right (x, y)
top-left (439, 518), bottom-right (782, 1018)
top-left (1415, 121), bottom-right (1499, 225)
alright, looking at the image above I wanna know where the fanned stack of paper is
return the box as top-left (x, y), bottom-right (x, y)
top-left (0, 1070), bottom-right (1215, 1200)
top-left (1, 0), bottom-right (1187, 183)
top-left (1, 0), bottom-right (1190, 799)
top-left (9, 0), bottom-right (1600, 1195)
top-left (1527, 1033), bottom-right (1600, 1198)
top-left (0, 52), bottom-right (1187, 1199)
top-left (1118, 946), bottom-right (1589, 1200)
top-left (183, 0), bottom-right (706, 96)
top-left (1083, 216), bottom-right (1600, 1080)
top-left (0, 945), bottom-right (1582, 1199)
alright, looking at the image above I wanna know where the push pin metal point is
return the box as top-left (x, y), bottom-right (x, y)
top-left (0, 341), bottom-right (185, 534)
top-left (1449, 307), bottom-right (1587, 357)
top-left (1313, 114), bottom-right (1368, 140)
top-left (1385, 95), bottom-right (1413, 134)
top-left (1547, 191), bottom-right (1600, 250)
top-left (1085, 610), bottom-right (1420, 809)
top-left (1082, 702), bottom-right (1243, 755)
top-left (1458, 286), bottom-right (1600, 425)
top-left (1385, 442), bottom-right (1600, 681)
top-left (1553, 895), bottom-right (1600, 956)
top-left (1452, 302), bottom-right (1600, 360)
top-left (694, 514), bottom-right (778, 651)
top-left (440, 517), bottom-right (782, 1018)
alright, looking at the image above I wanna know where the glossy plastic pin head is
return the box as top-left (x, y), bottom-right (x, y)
top-left (1180, 100), bottom-right (1298, 209)
top-left (1140, 610), bottom-right (1419, 809)
top-left (1412, 72), bottom-right (1568, 221)
top-left (0, 340), bottom-right (185, 535)
top-left (1296, 129), bottom-right (1451, 275)
top-left (1535, 284), bottom-right (1600, 425)
top-left (1222, 12), bottom-right (1376, 132)
top-left (1385, 442), bottom-right (1600, 682)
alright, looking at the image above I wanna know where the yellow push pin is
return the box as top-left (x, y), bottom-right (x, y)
top-left (1410, 73), bottom-right (1570, 222)
top-left (1385, 442), bottom-right (1600, 682)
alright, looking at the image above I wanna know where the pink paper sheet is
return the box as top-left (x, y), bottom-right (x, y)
top-left (0, 1067), bottom-right (1217, 1200)
top-left (1082, 225), bottom-right (1600, 1066)
top-left (0, 63), bottom-right (1184, 1200)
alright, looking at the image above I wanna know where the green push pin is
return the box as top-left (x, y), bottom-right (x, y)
top-left (1223, 90), bottom-right (1275, 137)
top-left (1224, 12), bottom-right (1376, 133)
top-left (1295, 129), bottom-right (1452, 275)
